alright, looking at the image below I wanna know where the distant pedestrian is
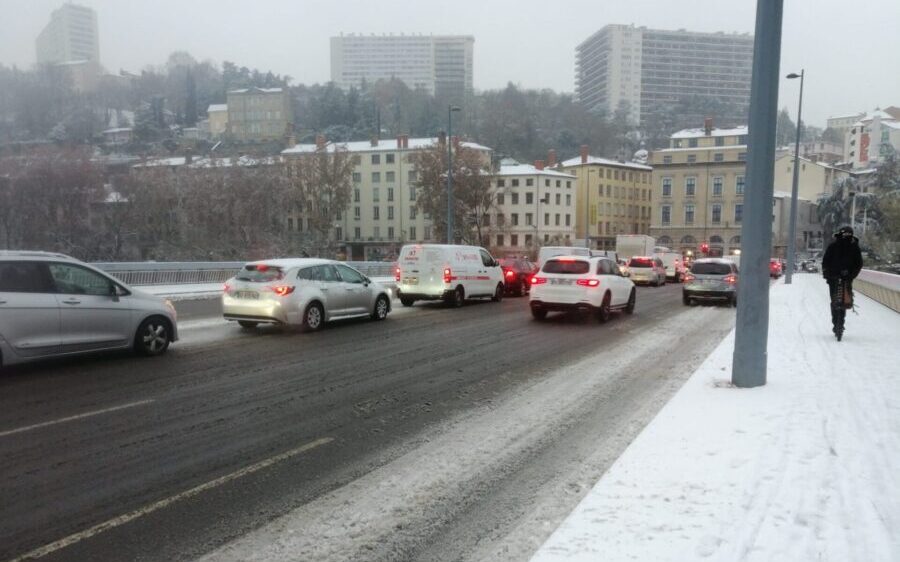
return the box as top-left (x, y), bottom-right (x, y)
top-left (821, 226), bottom-right (863, 340)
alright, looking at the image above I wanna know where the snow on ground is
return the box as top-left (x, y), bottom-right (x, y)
top-left (531, 274), bottom-right (900, 562)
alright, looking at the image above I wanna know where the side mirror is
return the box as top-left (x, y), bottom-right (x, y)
top-left (109, 284), bottom-right (120, 302)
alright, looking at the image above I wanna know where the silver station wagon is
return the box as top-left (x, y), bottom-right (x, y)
top-left (0, 251), bottom-right (178, 368)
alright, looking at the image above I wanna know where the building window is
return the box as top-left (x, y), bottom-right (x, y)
top-left (511, 213), bottom-right (519, 226)
top-left (714, 153), bottom-right (724, 162)
top-left (687, 154), bottom-right (697, 163)
top-left (410, 206), bottom-right (417, 220)
top-left (287, 217), bottom-right (294, 231)
top-left (555, 213), bottom-right (560, 226)
top-left (354, 206), bottom-right (361, 219)
top-left (685, 177), bottom-right (696, 197)
top-left (497, 234), bottom-right (504, 247)
top-left (512, 179), bottom-right (520, 187)
top-left (526, 178), bottom-right (534, 186)
top-left (387, 187), bottom-right (394, 202)
top-left (511, 193), bottom-right (519, 205)
top-left (689, 138), bottom-right (698, 148)
top-left (385, 153), bottom-right (395, 164)
top-left (497, 179), bottom-right (505, 187)
top-left (387, 206), bottom-right (394, 220)
top-left (497, 193), bottom-right (505, 205)
top-left (371, 154), bottom-right (380, 165)
top-left (567, 181), bottom-right (572, 188)
top-left (525, 213), bottom-right (533, 225)
top-left (662, 177), bottom-right (672, 197)
top-left (661, 205), bottom-right (671, 225)
top-left (372, 172), bottom-right (380, 183)
top-left (544, 213), bottom-right (550, 225)
top-left (408, 170), bottom-right (417, 182)
top-left (526, 193), bottom-right (533, 204)
top-left (685, 204), bottom-right (695, 224)
top-left (525, 234), bottom-right (533, 246)
top-left (736, 175), bottom-right (745, 195)
top-left (565, 214), bottom-right (571, 226)
top-left (715, 136), bottom-right (724, 147)
top-left (739, 135), bottom-right (748, 145)
top-left (663, 155), bottom-right (672, 164)
top-left (712, 204), bottom-right (722, 224)
top-left (738, 152), bottom-right (747, 161)
top-left (712, 176), bottom-right (723, 197)
top-left (386, 171), bottom-right (395, 183)
top-left (735, 204), bottom-right (744, 223)
top-left (424, 226), bottom-right (431, 239)
top-left (374, 226), bottom-right (380, 238)
top-left (566, 194), bottom-right (571, 206)
top-left (373, 187), bottom-right (380, 202)
top-left (509, 234), bottom-right (518, 246)
top-left (497, 213), bottom-right (505, 226)
top-left (555, 193), bottom-right (561, 205)
top-left (336, 227), bottom-right (342, 240)
top-left (409, 226), bottom-right (416, 240)
top-left (354, 227), bottom-right (361, 240)
top-left (354, 188), bottom-right (360, 202)
top-left (352, 172), bottom-right (361, 183)
top-left (409, 185), bottom-right (416, 201)
top-left (556, 180), bottom-right (561, 187)
top-left (373, 207), bottom-right (380, 220)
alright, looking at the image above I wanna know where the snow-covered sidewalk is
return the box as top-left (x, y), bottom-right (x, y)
top-left (532, 274), bottom-right (900, 562)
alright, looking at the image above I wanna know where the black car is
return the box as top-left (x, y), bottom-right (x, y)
top-left (499, 258), bottom-right (538, 296)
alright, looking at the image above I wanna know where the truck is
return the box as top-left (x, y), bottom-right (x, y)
top-left (654, 250), bottom-right (687, 282)
top-left (615, 235), bottom-right (656, 261)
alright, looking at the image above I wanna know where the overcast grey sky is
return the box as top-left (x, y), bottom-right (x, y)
top-left (1, 0), bottom-right (897, 127)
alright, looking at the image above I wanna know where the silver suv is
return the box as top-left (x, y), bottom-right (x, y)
top-left (0, 251), bottom-right (178, 368)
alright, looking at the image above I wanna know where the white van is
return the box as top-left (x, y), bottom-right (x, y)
top-left (395, 244), bottom-right (505, 307)
top-left (537, 246), bottom-right (591, 267)
top-left (654, 250), bottom-right (687, 282)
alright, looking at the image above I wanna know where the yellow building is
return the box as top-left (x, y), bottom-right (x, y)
top-left (557, 147), bottom-right (653, 250)
top-left (226, 87), bottom-right (294, 142)
top-left (207, 104), bottom-right (229, 139)
top-left (649, 124), bottom-right (749, 256)
top-left (772, 153), bottom-right (849, 202)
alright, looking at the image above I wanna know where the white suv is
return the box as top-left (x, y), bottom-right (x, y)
top-left (529, 256), bottom-right (636, 322)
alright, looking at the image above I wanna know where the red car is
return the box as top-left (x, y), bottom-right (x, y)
top-left (499, 258), bottom-right (538, 296)
top-left (769, 259), bottom-right (782, 278)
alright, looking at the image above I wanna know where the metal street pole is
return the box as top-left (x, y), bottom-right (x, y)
top-left (785, 69), bottom-right (804, 284)
top-left (850, 192), bottom-right (856, 231)
top-left (732, 0), bottom-right (784, 388)
top-left (446, 105), bottom-right (461, 244)
top-left (584, 167), bottom-right (591, 248)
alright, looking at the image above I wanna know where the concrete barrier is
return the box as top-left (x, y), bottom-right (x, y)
top-left (855, 269), bottom-right (900, 313)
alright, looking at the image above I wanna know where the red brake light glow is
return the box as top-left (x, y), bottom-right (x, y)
top-left (531, 276), bottom-right (547, 285)
top-left (505, 270), bottom-right (516, 278)
top-left (576, 278), bottom-right (600, 287)
top-left (724, 274), bottom-right (737, 285)
top-left (271, 286), bottom-right (295, 296)
top-left (395, 267), bottom-right (401, 282)
top-left (443, 268), bottom-right (452, 283)
top-left (223, 283), bottom-right (231, 293)
top-left (683, 274), bottom-right (695, 283)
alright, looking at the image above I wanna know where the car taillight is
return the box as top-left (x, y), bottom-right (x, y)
top-left (395, 267), bottom-right (401, 282)
top-left (576, 278), bottom-right (600, 287)
top-left (531, 276), bottom-right (547, 285)
top-left (505, 270), bottom-right (516, 278)
top-left (683, 274), bottom-right (695, 283)
top-left (724, 274), bottom-right (737, 284)
top-left (223, 283), bottom-right (231, 293)
top-left (271, 286), bottom-right (295, 296)
top-left (443, 268), bottom-right (452, 283)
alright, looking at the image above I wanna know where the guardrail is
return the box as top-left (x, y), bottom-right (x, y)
top-left (855, 269), bottom-right (900, 313)
top-left (93, 261), bottom-right (396, 286)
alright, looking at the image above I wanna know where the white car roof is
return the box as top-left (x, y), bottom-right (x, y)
top-left (0, 250), bottom-right (79, 262)
top-left (243, 258), bottom-right (336, 269)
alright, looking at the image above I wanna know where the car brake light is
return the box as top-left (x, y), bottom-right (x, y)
top-left (271, 286), bottom-right (295, 296)
top-left (395, 267), bottom-right (401, 282)
top-left (531, 276), bottom-right (547, 285)
top-left (223, 283), bottom-right (231, 293)
top-left (683, 274), bottom-right (695, 282)
top-left (576, 278), bottom-right (600, 287)
top-left (505, 270), bottom-right (516, 278)
top-left (443, 268), bottom-right (452, 283)
top-left (724, 274), bottom-right (737, 284)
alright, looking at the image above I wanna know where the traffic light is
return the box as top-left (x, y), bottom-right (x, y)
top-left (700, 242), bottom-right (710, 254)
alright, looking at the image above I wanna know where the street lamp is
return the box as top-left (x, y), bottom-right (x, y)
top-left (446, 105), bottom-right (461, 244)
top-left (785, 70), bottom-right (804, 284)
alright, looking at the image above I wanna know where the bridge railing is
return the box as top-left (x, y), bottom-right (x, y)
top-left (93, 261), bottom-right (396, 286)
top-left (855, 269), bottom-right (900, 313)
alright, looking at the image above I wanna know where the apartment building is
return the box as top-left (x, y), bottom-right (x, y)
top-left (226, 88), bottom-right (294, 142)
top-left (282, 135), bottom-right (492, 261)
top-left (844, 108), bottom-right (900, 168)
top-left (207, 104), bottom-right (229, 138)
top-left (330, 33), bottom-right (474, 102)
top-left (490, 163), bottom-right (577, 255)
top-left (649, 122), bottom-right (749, 257)
top-left (772, 153), bottom-right (849, 202)
top-left (36, 3), bottom-right (100, 65)
top-left (576, 25), bottom-right (752, 126)
top-left (557, 147), bottom-right (653, 250)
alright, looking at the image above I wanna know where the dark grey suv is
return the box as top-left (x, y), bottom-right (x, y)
top-left (682, 258), bottom-right (739, 307)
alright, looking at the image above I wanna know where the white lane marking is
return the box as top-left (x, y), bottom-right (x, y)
top-left (8, 436), bottom-right (334, 562)
top-left (0, 400), bottom-right (155, 439)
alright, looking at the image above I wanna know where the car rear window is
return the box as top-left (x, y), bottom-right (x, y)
top-left (236, 264), bottom-right (284, 282)
top-left (691, 262), bottom-right (732, 275)
top-left (0, 261), bottom-right (51, 293)
top-left (543, 259), bottom-right (590, 274)
top-left (628, 257), bottom-right (654, 268)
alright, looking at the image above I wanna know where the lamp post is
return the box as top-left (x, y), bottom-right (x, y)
top-left (446, 105), bottom-right (461, 244)
top-left (784, 69), bottom-right (804, 284)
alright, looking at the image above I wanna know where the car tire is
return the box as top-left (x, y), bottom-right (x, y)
top-left (301, 302), bottom-right (325, 332)
top-left (134, 316), bottom-right (171, 356)
top-left (531, 307), bottom-right (547, 321)
top-left (683, 293), bottom-right (692, 306)
top-left (447, 286), bottom-right (465, 308)
top-left (400, 296), bottom-right (415, 307)
top-left (371, 295), bottom-right (389, 320)
top-left (596, 293), bottom-right (612, 323)
top-left (625, 289), bottom-right (636, 314)
top-left (238, 321), bottom-right (258, 329)
top-left (492, 283), bottom-right (504, 302)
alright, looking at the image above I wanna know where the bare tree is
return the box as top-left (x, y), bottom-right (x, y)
top-left (286, 147), bottom-right (354, 256)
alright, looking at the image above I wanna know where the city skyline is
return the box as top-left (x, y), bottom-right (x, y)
top-left (1, 0), bottom-right (898, 127)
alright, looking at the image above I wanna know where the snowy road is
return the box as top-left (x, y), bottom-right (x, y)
top-left (0, 283), bottom-right (735, 561)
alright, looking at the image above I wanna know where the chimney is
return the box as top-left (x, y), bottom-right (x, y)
top-left (534, 160), bottom-right (545, 171)
top-left (403, 135), bottom-right (409, 148)
top-left (704, 117), bottom-right (713, 136)
top-left (580, 145), bottom-right (589, 164)
top-left (370, 135), bottom-right (379, 147)
top-left (396, 134), bottom-right (404, 149)
top-left (547, 149), bottom-right (557, 167)
top-left (315, 134), bottom-right (326, 150)
top-left (438, 131), bottom-right (447, 146)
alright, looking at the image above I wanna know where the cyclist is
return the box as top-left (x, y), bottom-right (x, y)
top-left (821, 225), bottom-right (863, 341)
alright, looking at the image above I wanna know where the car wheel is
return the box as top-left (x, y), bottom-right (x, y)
top-left (531, 307), bottom-right (547, 321)
top-left (372, 295), bottom-right (389, 320)
top-left (400, 296), bottom-right (415, 307)
top-left (596, 293), bottom-right (612, 323)
top-left (238, 320), bottom-right (258, 329)
top-left (447, 286), bottom-right (465, 308)
top-left (660, 275), bottom-right (666, 286)
top-left (682, 293), bottom-right (692, 306)
top-left (302, 302), bottom-right (325, 332)
top-left (625, 288), bottom-right (636, 314)
top-left (135, 316), bottom-right (171, 356)
top-left (491, 283), bottom-right (504, 302)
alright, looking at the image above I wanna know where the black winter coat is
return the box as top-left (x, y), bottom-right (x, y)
top-left (822, 236), bottom-right (863, 280)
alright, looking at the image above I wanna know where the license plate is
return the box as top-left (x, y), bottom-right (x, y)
top-left (236, 290), bottom-right (259, 299)
top-left (403, 277), bottom-right (418, 285)
top-left (550, 278), bottom-right (572, 285)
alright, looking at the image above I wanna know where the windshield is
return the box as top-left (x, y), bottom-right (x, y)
top-left (236, 264), bottom-right (284, 282)
top-left (543, 259), bottom-right (590, 274)
top-left (691, 263), bottom-right (733, 275)
top-left (628, 258), bottom-right (654, 268)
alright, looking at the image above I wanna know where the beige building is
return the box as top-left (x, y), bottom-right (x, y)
top-left (771, 191), bottom-right (825, 256)
top-left (226, 88), bottom-right (294, 142)
top-left (490, 163), bottom-right (577, 255)
top-left (557, 147), bottom-right (653, 250)
top-left (282, 135), bottom-right (493, 261)
top-left (772, 153), bottom-right (849, 202)
top-left (649, 123), bottom-right (749, 256)
top-left (207, 104), bottom-right (229, 138)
